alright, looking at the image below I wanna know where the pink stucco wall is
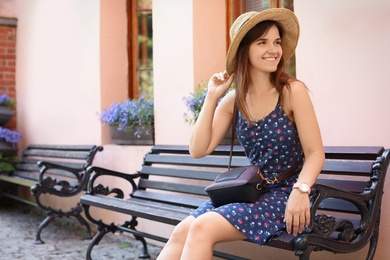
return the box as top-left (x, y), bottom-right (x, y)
top-left (295, 1), bottom-right (390, 259)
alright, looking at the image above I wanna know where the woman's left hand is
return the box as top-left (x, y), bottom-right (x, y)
top-left (284, 189), bottom-right (311, 235)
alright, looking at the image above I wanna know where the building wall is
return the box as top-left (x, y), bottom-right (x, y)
top-left (295, 1), bottom-right (390, 259)
top-left (153, 0), bottom-right (194, 145)
top-left (14, 0), bottom-right (101, 148)
top-left (295, 0), bottom-right (390, 148)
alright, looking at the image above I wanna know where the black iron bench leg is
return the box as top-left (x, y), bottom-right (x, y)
top-left (134, 235), bottom-right (150, 259)
top-left (86, 227), bottom-right (110, 260)
top-left (294, 236), bottom-right (312, 260)
top-left (35, 213), bottom-right (54, 244)
top-left (72, 204), bottom-right (93, 239)
top-left (35, 204), bottom-right (92, 244)
top-left (124, 217), bottom-right (151, 259)
top-left (367, 214), bottom-right (380, 260)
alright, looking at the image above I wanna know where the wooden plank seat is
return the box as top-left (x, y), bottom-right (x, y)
top-left (0, 144), bottom-right (103, 244)
top-left (80, 145), bottom-right (389, 260)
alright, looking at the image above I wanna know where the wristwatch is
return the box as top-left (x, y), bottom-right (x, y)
top-left (293, 182), bottom-right (311, 194)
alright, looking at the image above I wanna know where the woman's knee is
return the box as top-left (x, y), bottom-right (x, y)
top-left (186, 213), bottom-right (220, 241)
top-left (186, 212), bottom-right (246, 244)
top-left (168, 216), bottom-right (194, 243)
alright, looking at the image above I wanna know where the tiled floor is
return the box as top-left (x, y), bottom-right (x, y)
top-left (0, 201), bottom-right (161, 260)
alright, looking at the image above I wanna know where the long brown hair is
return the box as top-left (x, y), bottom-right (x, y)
top-left (233, 20), bottom-right (294, 123)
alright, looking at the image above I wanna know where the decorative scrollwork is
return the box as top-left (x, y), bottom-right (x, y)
top-left (57, 180), bottom-right (73, 192)
top-left (41, 177), bottom-right (75, 192)
top-left (91, 184), bottom-right (125, 198)
top-left (41, 177), bottom-right (56, 189)
top-left (313, 214), bottom-right (356, 242)
top-left (336, 220), bottom-right (355, 241)
top-left (92, 184), bottom-right (110, 195)
top-left (313, 214), bottom-right (336, 236)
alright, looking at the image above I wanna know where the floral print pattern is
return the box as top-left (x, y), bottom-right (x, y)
top-left (191, 101), bottom-right (303, 245)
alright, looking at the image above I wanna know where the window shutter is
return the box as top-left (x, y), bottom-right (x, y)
top-left (244, 0), bottom-right (269, 12)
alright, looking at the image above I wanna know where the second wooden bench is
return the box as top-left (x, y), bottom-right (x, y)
top-left (0, 144), bottom-right (103, 244)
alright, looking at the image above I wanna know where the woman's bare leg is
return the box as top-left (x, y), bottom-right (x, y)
top-left (157, 216), bottom-right (195, 260)
top-left (180, 211), bottom-right (246, 260)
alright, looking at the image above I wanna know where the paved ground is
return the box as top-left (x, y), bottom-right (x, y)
top-left (0, 201), bottom-right (162, 260)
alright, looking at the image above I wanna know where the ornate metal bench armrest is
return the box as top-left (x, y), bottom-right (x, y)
top-left (37, 160), bottom-right (84, 183)
top-left (310, 182), bottom-right (376, 216)
top-left (302, 183), bottom-right (376, 246)
top-left (85, 166), bottom-right (140, 199)
top-left (32, 161), bottom-right (90, 198)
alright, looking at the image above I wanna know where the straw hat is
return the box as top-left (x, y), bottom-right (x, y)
top-left (226, 8), bottom-right (300, 74)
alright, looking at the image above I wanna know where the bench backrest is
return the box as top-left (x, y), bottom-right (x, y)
top-left (13, 144), bottom-right (103, 183)
top-left (132, 145), bottom-right (388, 215)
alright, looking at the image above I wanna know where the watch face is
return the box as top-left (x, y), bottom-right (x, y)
top-left (300, 183), bottom-right (309, 192)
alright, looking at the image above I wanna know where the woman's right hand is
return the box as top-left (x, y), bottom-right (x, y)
top-left (207, 71), bottom-right (234, 99)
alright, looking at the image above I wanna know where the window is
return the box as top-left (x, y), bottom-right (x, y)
top-left (127, 0), bottom-right (153, 99)
top-left (226, 0), bottom-right (295, 76)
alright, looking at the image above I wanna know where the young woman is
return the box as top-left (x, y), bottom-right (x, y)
top-left (157, 8), bottom-right (324, 260)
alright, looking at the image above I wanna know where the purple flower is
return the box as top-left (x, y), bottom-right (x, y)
top-left (183, 85), bottom-right (207, 125)
top-left (99, 99), bottom-right (154, 137)
top-left (183, 82), bottom-right (232, 125)
top-left (0, 127), bottom-right (22, 144)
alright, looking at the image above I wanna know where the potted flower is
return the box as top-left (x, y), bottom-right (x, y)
top-left (183, 82), bottom-right (238, 145)
top-left (0, 94), bottom-right (16, 126)
top-left (99, 98), bottom-right (154, 145)
top-left (0, 126), bottom-right (21, 155)
top-left (182, 83), bottom-right (208, 125)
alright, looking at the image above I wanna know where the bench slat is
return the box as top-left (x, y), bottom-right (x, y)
top-left (317, 198), bottom-right (360, 214)
top-left (17, 162), bottom-right (85, 172)
top-left (81, 194), bottom-right (191, 226)
top-left (321, 160), bottom-right (373, 176)
top-left (26, 144), bottom-right (96, 151)
top-left (138, 179), bottom-right (208, 196)
top-left (144, 154), bottom-right (249, 168)
top-left (323, 146), bottom-right (384, 160)
top-left (12, 170), bottom-right (40, 181)
top-left (315, 178), bottom-right (367, 193)
top-left (132, 190), bottom-right (206, 208)
top-left (140, 165), bottom-right (219, 181)
top-left (23, 150), bottom-right (91, 160)
top-left (0, 174), bottom-right (36, 186)
top-left (151, 145), bottom-right (384, 160)
top-left (16, 164), bottom-right (41, 173)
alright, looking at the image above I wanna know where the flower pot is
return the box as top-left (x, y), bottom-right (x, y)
top-left (109, 124), bottom-right (154, 145)
top-left (0, 107), bottom-right (14, 126)
top-left (0, 140), bottom-right (18, 155)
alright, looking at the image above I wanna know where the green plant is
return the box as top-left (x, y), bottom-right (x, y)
top-left (99, 98), bottom-right (154, 136)
top-left (0, 153), bottom-right (17, 173)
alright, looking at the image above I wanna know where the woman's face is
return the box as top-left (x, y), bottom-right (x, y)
top-left (247, 25), bottom-right (282, 74)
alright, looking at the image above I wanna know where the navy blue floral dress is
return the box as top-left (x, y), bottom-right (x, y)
top-left (191, 101), bottom-right (304, 245)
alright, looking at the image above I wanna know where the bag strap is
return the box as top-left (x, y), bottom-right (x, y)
top-left (228, 100), bottom-right (238, 170)
top-left (265, 157), bottom-right (303, 185)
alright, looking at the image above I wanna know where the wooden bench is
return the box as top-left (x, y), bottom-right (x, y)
top-left (0, 144), bottom-right (103, 244)
top-left (80, 145), bottom-right (389, 260)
